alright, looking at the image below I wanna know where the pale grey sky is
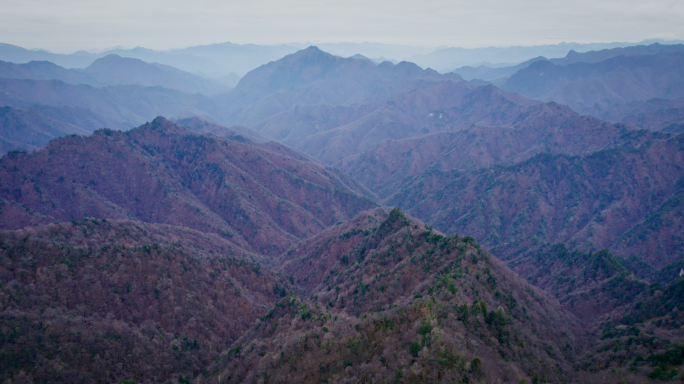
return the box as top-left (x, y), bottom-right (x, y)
top-left (1, 0), bottom-right (682, 53)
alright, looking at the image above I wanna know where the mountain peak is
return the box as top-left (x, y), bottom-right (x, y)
top-left (85, 54), bottom-right (147, 71)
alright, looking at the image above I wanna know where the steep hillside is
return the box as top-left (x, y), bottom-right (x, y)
top-left (340, 103), bottom-right (654, 198)
top-left (580, 275), bottom-right (684, 381)
top-left (502, 52), bottom-right (684, 115)
top-left (387, 134), bottom-right (684, 268)
top-left (496, 242), bottom-right (647, 325)
top-left (0, 219), bottom-right (292, 384)
top-left (0, 117), bottom-right (376, 255)
top-left (490, 240), bottom-right (684, 381)
top-left (610, 192), bottom-right (684, 263)
top-left (200, 209), bottom-right (583, 384)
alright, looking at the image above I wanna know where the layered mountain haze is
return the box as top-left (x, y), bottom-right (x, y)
top-left (502, 51), bottom-right (684, 120)
top-left (451, 43), bottom-right (684, 84)
top-left (213, 46), bottom-right (463, 126)
top-left (410, 41), bottom-right (684, 73)
top-left (0, 42), bottom-right (296, 77)
top-left (255, 81), bottom-right (536, 164)
top-left (0, 78), bottom-right (218, 137)
top-left (0, 56), bottom-right (242, 154)
top-left (550, 43), bottom-right (684, 66)
top-left (0, 55), bottom-right (231, 95)
top-left (214, 47), bottom-right (559, 166)
top-left (1, 41), bottom-right (684, 384)
top-left (82, 55), bottom-right (230, 95)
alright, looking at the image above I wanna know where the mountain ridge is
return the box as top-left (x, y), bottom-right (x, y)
top-left (0, 117), bottom-right (376, 256)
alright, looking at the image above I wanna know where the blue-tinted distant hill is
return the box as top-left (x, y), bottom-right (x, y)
top-left (0, 42), bottom-right (297, 77)
top-left (0, 55), bottom-right (230, 95)
top-left (212, 46), bottom-right (463, 125)
top-left (411, 39), bottom-right (684, 73)
top-left (0, 78), bottom-right (218, 126)
top-left (0, 77), bottom-right (222, 154)
top-left (451, 43), bottom-right (684, 83)
top-left (501, 50), bottom-right (684, 127)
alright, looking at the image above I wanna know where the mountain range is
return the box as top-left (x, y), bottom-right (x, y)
top-left (409, 40), bottom-right (684, 72)
top-left (1, 42), bottom-right (684, 383)
top-left (0, 55), bottom-right (230, 95)
top-left (4, 39), bottom-right (684, 79)
top-left (502, 51), bottom-right (684, 115)
top-left (452, 43), bottom-right (684, 83)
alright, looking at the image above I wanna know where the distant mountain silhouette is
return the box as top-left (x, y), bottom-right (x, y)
top-left (0, 55), bottom-right (230, 95)
top-left (212, 46), bottom-right (463, 126)
top-left (409, 41), bottom-right (684, 72)
top-left (0, 78), bottom-right (218, 128)
top-left (452, 43), bottom-right (684, 86)
top-left (551, 42), bottom-right (684, 65)
top-left (502, 51), bottom-right (684, 116)
top-left (0, 58), bottom-right (91, 83)
top-left (0, 42), bottom-right (299, 77)
top-left (213, 47), bottom-right (557, 165)
top-left (82, 55), bottom-right (230, 94)
top-left (0, 42), bottom-right (95, 68)
top-left (451, 56), bottom-right (547, 84)
top-left (273, 82), bottom-right (535, 164)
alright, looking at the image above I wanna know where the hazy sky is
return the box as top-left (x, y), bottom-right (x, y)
top-left (1, 0), bottom-right (682, 53)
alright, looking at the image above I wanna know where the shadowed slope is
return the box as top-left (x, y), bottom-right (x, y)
top-left (387, 134), bottom-right (684, 268)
